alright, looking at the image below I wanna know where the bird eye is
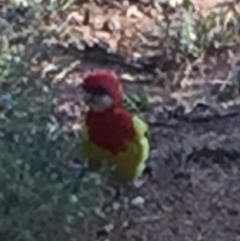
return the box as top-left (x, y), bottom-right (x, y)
top-left (82, 85), bottom-right (109, 96)
top-left (94, 87), bottom-right (109, 95)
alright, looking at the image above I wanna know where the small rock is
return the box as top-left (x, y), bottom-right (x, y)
top-left (131, 196), bottom-right (145, 207)
top-left (120, 73), bottom-right (135, 81)
top-left (123, 197), bottom-right (130, 204)
top-left (97, 223), bottom-right (114, 237)
top-left (133, 179), bottom-right (145, 188)
top-left (69, 195), bottom-right (78, 203)
top-left (122, 220), bottom-right (129, 228)
top-left (183, 219), bottom-right (193, 226)
top-left (94, 207), bottom-right (106, 218)
top-left (103, 223), bottom-right (114, 233)
top-left (112, 202), bottom-right (121, 211)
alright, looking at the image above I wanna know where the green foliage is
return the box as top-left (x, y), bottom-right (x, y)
top-left (124, 91), bottom-right (149, 118)
top-left (0, 51), bottom-right (106, 241)
top-left (197, 8), bottom-right (239, 51)
top-left (178, 7), bottom-right (199, 57)
top-left (162, 1), bottom-right (240, 57)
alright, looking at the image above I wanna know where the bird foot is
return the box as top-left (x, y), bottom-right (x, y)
top-left (143, 165), bottom-right (153, 178)
top-left (68, 158), bottom-right (86, 177)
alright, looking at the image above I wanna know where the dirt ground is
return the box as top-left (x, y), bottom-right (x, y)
top-left (3, 0), bottom-right (240, 240)
top-left (52, 1), bottom-right (240, 240)
top-left (103, 115), bottom-right (240, 241)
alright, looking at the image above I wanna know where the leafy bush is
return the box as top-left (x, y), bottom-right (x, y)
top-left (0, 51), bottom-right (106, 241)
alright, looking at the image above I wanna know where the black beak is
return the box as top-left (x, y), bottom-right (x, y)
top-left (82, 90), bottom-right (94, 105)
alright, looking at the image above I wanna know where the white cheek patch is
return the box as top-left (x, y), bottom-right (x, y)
top-left (101, 95), bottom-right (113, 108)
top-left (91, 95), bottom-right (113, 112)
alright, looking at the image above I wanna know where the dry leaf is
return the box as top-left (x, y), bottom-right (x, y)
top-left (42, 63), bottom-right (58, 78)
top-left (93, 16), bottom-right (105, 29)
top-left (66, 11), bottom-right (84, 25)
top-left (126, 5), bottom-right (144, 18)
top-left (53, 61), bottom-right (80, 83)
top-left (108, 17), bottom-right (122, 31)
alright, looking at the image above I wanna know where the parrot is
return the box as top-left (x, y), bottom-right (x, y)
top-left (80, 70), bottom-right (150, 183)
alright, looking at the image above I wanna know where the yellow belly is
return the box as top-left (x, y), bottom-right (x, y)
top-left (81, 137), bottom-right (150, 182)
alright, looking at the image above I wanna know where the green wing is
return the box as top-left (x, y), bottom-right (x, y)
top-left (132, 115), bottom-right (149, 139)
top-left (124, 90), bottom-right (150, 140)
top-left (123, 91), bottom-right (149, 118)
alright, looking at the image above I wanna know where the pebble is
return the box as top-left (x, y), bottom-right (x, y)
top-left (131, 196), bottom-right (145, 207)
top-left (112, 202), bottom-right (121, 211)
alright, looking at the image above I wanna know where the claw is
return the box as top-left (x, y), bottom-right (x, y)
top-left (143, 165), bottom-right (153, 177)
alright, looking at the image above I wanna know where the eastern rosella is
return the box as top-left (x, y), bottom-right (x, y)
top-left (81, 70), bottom-right (150, 182)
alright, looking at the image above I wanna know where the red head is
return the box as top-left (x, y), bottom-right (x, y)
top-left (82, 70), bottom-right (123, 112)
